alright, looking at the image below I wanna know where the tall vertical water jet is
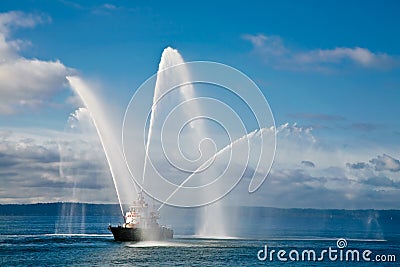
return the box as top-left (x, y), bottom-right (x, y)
top-left (142, 47), bottom-right (208, 188)
top-left (67, 77), bottom-right (137, 216)
top-left (144, 47), bottom-right (227, 237)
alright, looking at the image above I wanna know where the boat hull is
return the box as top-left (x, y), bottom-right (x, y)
top-left (108, 225), bottom-right (173, 242)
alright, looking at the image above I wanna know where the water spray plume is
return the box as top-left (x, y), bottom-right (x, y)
top-left (66, 76), bottom-right (136, 217)
top-left (71, 46), bottom-right (276, 238)
top-left (142, 47), bottom-right (207, 190)
top-left (158, 129), bottom-right (259, 211)
top-left (144, 47), bottom-right (231, 237)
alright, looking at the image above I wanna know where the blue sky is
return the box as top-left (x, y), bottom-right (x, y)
top-left (0, 1), bottom-right (399, 208)
top-left (1, 1), bottom-right (399, 132)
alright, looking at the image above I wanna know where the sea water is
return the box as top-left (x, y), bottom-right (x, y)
top-left (0, 208), bottom-right (399, 266)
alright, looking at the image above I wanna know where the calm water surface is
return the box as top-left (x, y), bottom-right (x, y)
top-left (0, 215), bottom-right (398, 266)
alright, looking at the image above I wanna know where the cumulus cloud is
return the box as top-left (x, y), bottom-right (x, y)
top-left (66, 107), bottom-right (95, 133)
top-left (0, 126), bottom-right (118, 204)
top-left (243, 33), bottom-right (398, 71)
top-left (0, 11), bottom-right (74, 114)
top-left (0, 11), bottom-right (50, 35)
top-left (221, 123), bottom-right (400, 209)
top-left (346, 162), bottom-right (369, 170)
top-left (301, 160), bottom-right (315, 168)
top-left (363, 176), bottom-right (400, 189)
top-left (227, 164), bottom-right (397, 209)
top-left (370, 154), bottom-right (400, 172)
top-left (1, 118), bottom-right (399, 208)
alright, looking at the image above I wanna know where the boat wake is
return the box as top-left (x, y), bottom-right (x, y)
top-left (45, 233), bottom-right (113, 237)
top-left (126, 241), bottom-right (191, 248)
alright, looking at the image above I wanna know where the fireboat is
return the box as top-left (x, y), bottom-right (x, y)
top-left (108, 192), bottom-right (173, 241)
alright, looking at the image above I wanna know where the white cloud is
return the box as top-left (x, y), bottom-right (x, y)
top-left (102, 4), bottom-right (117, 10)
top-left (66, 107), bottom-right (94, 132)
top-left (345, 154), bottom-right (400, 173)
top-left (0, 127), bottom-right (117, 204)
top-left (223, 123), bottom-right (400, 209)
top-left (243, 34), bottom-right (287, 55)
top-left (243, 33), bottom-right (398, 71)
top-left (91, 3), bottom-right (121, 15)
top-left (0, 11), bottom-right (50, 34)
top-left (0, 121), bottom-right (399, 208)
top-left (301, 160), bottom-right (315, 168)
top-left (296, 47), bottom-right (395, 68)
top-left (370, 154), bottom-right (400, 172)
top-left (0, 11), bottom-right (73, 114)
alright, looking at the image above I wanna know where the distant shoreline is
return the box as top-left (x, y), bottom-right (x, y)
top-left (0, 202), bottom-right (399, 216)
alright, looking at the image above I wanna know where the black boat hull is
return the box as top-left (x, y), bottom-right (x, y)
top-left (108, 225), bottom-right (173, 242)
